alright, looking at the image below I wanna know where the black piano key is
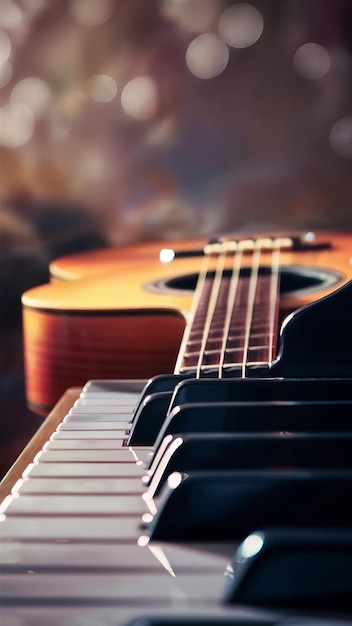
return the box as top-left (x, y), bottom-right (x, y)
top-left (223, 526), bottom-right (352, 612)
top-left (128, 392), bottom-right (173, 445)
top-left (151, 399), bottom-right (352, 456)
top-left (147, 470), bottom-right (352, 542)
top-left (144, 432), bottom-right (352, 498)
top-left (129, 377), bottom-right (352, 447)
top-left (132, 374), bottom-right (190, 416)
top-left (169, 377), bottom-right (352, 407)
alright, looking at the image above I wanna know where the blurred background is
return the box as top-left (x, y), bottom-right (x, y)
top-left (0, 0), bottom-right (352, 478)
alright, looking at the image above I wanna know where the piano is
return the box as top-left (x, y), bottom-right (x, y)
top-left (1, 233), bottom-right (352, 625)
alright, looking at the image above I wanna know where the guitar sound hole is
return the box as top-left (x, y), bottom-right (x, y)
top-left (145, 266), bottom-right (343, 299)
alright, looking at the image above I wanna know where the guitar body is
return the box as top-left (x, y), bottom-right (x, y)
top-left (22, 232), bottom-right (352, 415)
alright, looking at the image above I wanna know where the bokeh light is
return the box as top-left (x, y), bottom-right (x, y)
top-left (330, 116), bottom-right (352, 159)
top-left (293, 43), bottom-right (331, 79)
top-left (0, 102), bottom-right (34, 147)
top-left (186, 33), bottom-right (229, 79)
top-left (121, 76), bottom-right (158, 120)
top-left (0, 60), bottom-right (12, 87)
top-left (11, 77), bottom-right (52, 116)
top-left (218, 3), bottom-right (264, 49)
top-left (86, 74), bottom-right (117, 103)
top-left (0, 30), bottom-right (11, 64)
top-left (0, 0), bottom-right (23, 29)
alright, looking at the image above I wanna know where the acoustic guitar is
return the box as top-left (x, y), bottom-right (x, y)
top-left (21, 231), bottom-right (352, 416)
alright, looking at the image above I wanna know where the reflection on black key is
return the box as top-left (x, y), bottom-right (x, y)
top-left (152, 400), bottom-right (352, 455)
top-left (170, 377), bottom-right (352, 407)
top-left (147, 470), bottom-right (352, 542)
top-left (145, 432), bottom-right (352, 498)
top-left (223, 526), bottom-right (352, 612)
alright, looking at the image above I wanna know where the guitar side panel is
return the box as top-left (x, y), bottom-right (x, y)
top-left (22, 308), bottom-right (185, 415)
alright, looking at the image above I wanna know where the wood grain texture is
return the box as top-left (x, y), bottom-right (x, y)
top-left (22, 311), bottom-right (184, 414)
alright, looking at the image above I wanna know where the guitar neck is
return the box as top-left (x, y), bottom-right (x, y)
top-left (176, 238), bottom-right (282, 377)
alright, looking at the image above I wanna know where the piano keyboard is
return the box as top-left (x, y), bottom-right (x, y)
top-left (1, 378), bottom-right (352, 626)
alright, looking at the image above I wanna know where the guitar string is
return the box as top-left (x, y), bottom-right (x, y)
top-left (195, 242), bottom-right (228, 378)
top-left (240, 239), bottom-right (262, 378)
top-left (177, 237), bottom-right (282, 378)
top-left (173, 243), bottom-right (211, 376)
top-left (240, 239), bottom-right (282, 376)
top-left (216, 238), bottom-right (282, 378)
top-left (195, 239), bottom-right (269, 378)
top-left (267, 240), bottom-right (282, 365)
top-left (218, 241), bottom-right (243, 378)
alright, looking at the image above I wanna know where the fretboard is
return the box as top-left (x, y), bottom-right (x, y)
top-left (175, 238), bottom-right (286, 377)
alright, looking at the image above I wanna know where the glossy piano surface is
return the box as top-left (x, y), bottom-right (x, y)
top-left (1, 379), bottom-right (352, 626)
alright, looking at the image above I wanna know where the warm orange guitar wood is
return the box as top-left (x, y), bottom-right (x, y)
top-left (22, 232), bottom-right (352, 414)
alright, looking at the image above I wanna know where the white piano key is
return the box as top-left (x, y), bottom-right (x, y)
top-left (81, 392), bottom-right (141, 401)
top-left (43, 438), bottom-right (133, 450)
top-left (63, 412), bottom-right (131, 421)
top-left (42, 440), bottom-right (153, 463)
top-left (82, 378), bottom-right (145, 394)
top-left (0, 605), bottom-right (281, 626)
top-left (2, 493), bottom-right (147, 515)
top-left (74, 398), bottom-right (135, 406)
top-left (57, 421), bottom-right (131, 430)
top-left (0, 515), bottom-right (141, 541)
top-left (15, 477), bottom-right (143, 495)
top-left (69, 405), bottom-right (131, 413)
top-left (5, 373), bottom-right (351, 626)
top-left (80, 396), bottom-right (137, 404)
top-left (35, 449), bottom-right (137, 462)
top-left (0, 540), bottom-right (230, 573)
top-left (0, 571), bottom-right (224, 602)
top-left (25, 462), bottom-right (145, 478)
top-left (51, 430), bottom-right (126, 439)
